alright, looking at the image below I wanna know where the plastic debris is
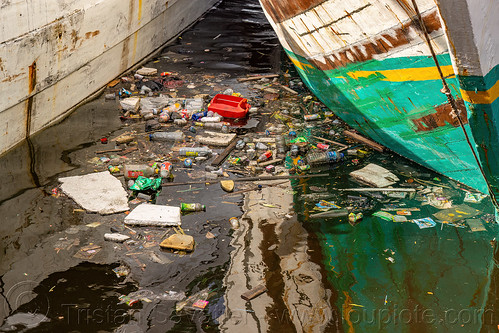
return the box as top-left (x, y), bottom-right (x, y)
top-left (113, 265), bottom-right (131, 278)
top-left (195, 131), bottom-right (237, 147)
top-left (373, 211), bottom-right (394, 221)
top-left (349, 164), bottom-right (399, 187)
top-left (176, 288), bottom-right (212, 312)
top-left (392, 215), bottom-right (408, 223)
top-left (220, 180), bottom-right (235, 192)
top-left (412, 217), bottom-right (437, 229)
top-left (315, 200), bottom-right (341, 211)
top-left (125, 204), bottom-right (181, 226)
top-left (136, 67), bottom-right (158, 76)
top-left (433, 204), bottom-right (481, 223)
top-left (348, 212), bottom-right (363, 225)
top-left (119, 290), bottom-right (155, 306)
top-left (104, 233), bottom-right (130, 243)
top-left (129, 176), bottom-right (162, 192)
top-left (59, 172), bottom-right (129, 214)
top-left (466, 219), bottom-right (487, 232)
top-left (464, 192), bottom-right (488, 203)
top-left (160, 234), bottom-right (195, 251)
top-left (73, 244), bottom-right (101, 260)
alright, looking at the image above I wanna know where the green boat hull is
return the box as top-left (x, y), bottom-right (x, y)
top-left (286, 49), bottom-right (490, 193)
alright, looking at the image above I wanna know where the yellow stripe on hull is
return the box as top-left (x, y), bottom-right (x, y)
top-left (345, 65), bottom-right (455, 82)
top-left (345, 65), bottom-right (499, 105)
top-left (460, 80), bottom-right (499, 105)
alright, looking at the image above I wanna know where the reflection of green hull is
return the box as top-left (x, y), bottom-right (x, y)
top-left (318, 210), bottom-right (496, 332)
top-left (292, 169), bottom-right (497, 332)
top-left (286, 49), bottom-right (489, 193)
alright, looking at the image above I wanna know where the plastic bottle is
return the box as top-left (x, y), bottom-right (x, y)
top-left (257, 150), bottom-right (272, 163)
top-left (202, 122), bottom-right (225, 130)
top-left (246, 149), bottom-right (256, 160)
top-left (180, 203), bottom-right (206, 212)
top-left (179, 147), bottom-right (212, 157)
top-left (149, 131), bottom-right (185, 142)
top-left (123, 164), bottom-right (158, 179)
top-left (306, 151), bottom-right (344, 165)
top-left (276, 135), bottom-right (288, 155)
top-left (235, 140), bottom-right (245, 150)
top-left (255, 142), bottom-right (268, 150)
top-left (174, 119), bottom-right (188, 126)
top-left (201, 116), bottom-right (222, 123)
top-left (304, 114), bottom-right (320, 121)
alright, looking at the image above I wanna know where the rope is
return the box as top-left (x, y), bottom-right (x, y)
top-left (410, 0), bottom-right (499, 208)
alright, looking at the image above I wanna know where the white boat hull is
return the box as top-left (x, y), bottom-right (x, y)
top-left (0, 0), bottom-right (218, 156)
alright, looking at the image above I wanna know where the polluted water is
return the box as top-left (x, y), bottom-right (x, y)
top-left (1, 0), bottom-right (498, 333)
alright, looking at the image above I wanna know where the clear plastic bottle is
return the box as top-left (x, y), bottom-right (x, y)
top-left (235, 140), bottom-right (245, 150)
top-left (123, 164), bottom-right (158, 179)
top-left (201, 116), bottom-right (222, 123)
top-left (174, 119), bottom-right (188, 126)
top-left (276, 135), bottom-right (288, 155)
top-left (203, 122), bottom-right (225, 130)
top-left (246, 149), bottom-right (256, 160)
top-left (149, 131), bottom-right (185, 141)
top-left (306, 151), bottom-right (344, 165)
top-left (179, 147), bottom-right (212, 157)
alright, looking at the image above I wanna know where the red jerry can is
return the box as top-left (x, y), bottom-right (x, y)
top-left (208, 94), bottom-right (250, 119)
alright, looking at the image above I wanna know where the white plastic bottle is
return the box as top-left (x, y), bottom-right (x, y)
top-left (179, 147), bottom-right (212, 157)
top-left (149, 131), bottom-right (185, 141)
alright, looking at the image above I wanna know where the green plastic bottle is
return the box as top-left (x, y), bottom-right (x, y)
top-left (180, 203), bottom-right (206, 212)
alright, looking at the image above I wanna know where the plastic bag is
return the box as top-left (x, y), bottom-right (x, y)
top-left (130, 176), bottom-right (162, 191)
top-left (290, 136), bottom-right (308, 144)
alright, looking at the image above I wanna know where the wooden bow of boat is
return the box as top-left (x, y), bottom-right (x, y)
top-left (258, 0), bottom-right (499, 203)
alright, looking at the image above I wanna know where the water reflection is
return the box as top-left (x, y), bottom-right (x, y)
top-left (292, 151), bottom-right (497, 332)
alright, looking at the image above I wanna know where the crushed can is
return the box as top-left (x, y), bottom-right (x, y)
top-left (160, 162), bottom-right (173, 178)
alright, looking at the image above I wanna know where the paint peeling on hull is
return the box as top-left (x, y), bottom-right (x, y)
top-left (258, 0), bottom-right (496, 193)
top-left (0, 0), bottom-right (218, 157)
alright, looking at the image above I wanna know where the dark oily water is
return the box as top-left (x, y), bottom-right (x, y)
top-left (0, 263), bottom-right (137, 332)
top-left (290, 143), bottom-right (498, 332)
top-left (0, 0), bottom-right (280, 331)
top-left (166, 0), bottom-right (279, 74)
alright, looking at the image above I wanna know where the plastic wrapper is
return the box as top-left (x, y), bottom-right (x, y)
top-left (130, 176), bottom-right (162, 191)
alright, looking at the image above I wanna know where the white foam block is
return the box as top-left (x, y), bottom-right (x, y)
top-left (59, 171), bottom-right (129, 214)
top-left (124, 203), bottom-right (181, 226)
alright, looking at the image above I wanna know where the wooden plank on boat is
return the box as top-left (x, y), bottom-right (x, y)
top-left (343, 131), bottom-right (384, 152)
